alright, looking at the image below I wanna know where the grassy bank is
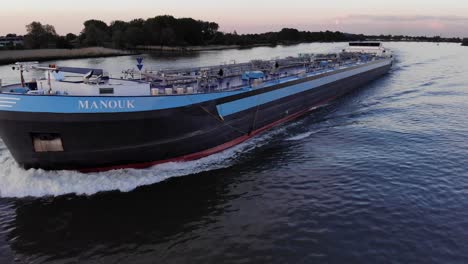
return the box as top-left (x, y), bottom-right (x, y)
top-left (0, 47), bottom-right (135, 65)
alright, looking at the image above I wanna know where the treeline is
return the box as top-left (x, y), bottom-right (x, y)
top-left (365, 34), bottom-right (462, 43)
top-left (18, 17), bottom-right (221, 49)
top-left (20, 16), bottom-right (364, 49)
top-left (21, 22), bottom-right (77, 49)
top-left (6, 15), bottom-right (468, 50)
top-left (214, 29), bottom-right (363, 46)
top-left (80, 16), bottom-right (220, 47)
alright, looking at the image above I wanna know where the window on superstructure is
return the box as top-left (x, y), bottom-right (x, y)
top-left (99, 88), bottom-right (114, 95)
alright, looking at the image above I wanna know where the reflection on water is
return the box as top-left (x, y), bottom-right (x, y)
top-left (7, 173), bottom-right (234, 263)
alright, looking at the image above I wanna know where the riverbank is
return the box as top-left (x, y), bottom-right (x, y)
top-left (2, 40), bottom-right (465, 65)
top-left (136, 40), bottom-right (465, 52)
top-left (0, 47), bottom-right (135, 65)
top-left (135, 43), bottom-right (275, 52)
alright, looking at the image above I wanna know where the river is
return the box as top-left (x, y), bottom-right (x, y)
top-left (0, 42), bottom-right (468, 263)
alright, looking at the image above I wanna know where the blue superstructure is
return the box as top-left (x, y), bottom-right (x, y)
top-left (0, 59), bottom-right (390, 115)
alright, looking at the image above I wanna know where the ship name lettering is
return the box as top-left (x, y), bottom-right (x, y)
top-left (79, 100), bottom-right (136, 110)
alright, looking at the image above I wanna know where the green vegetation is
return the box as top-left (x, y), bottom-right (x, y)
top-left (19, 22), bottom-right (74, 49)
top-left (80, 16), bottom-right (221, 48)
top-left (16, 17), bottom-right (364, 50)
top-left (76, 17), bottom-right (360, 48)
top-left (365, 34), bottom-right (461, 43)
top-left (2, 15), bottom-right (465, 51)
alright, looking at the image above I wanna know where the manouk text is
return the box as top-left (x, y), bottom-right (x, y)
top-left (78, 100), bottom-right (136, 110)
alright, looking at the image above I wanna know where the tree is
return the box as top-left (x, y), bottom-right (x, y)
top-left (65, 33), bottom-right (78, 41)
top-left (201, 22), bottom-right (219, 41)
top-left (80, 20), bottom-right (110, 46)
top-left (55, 36), bottom-right (72, 48)
top-left (278, 28), bottom-right (300, 42)
top-left (24, 22), bottom-right (58, 49)
top-left (124, 27), bottom-right (144, 47)
top-left (108, 21), bottom-right (127, 48)
top-left (160, 27), bottom-right (176, 46)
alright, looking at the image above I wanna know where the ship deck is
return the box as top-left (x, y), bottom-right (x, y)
top-left (1, 58), bottom-right (385, 97)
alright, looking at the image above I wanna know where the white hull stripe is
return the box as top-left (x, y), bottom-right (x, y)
top-left (0, 105), bottom-right (13, 108)
top-left (0, 97), bottom-right (20, 101)
top-left (0, 101), bottom-right (17, 104)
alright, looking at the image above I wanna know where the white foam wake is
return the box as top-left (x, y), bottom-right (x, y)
top-left (0, 128), bottom-right (282, 198)
top-left (286, 131), bottom-right (315, 141)
top-left (285, 126), bottom-right (327, 141)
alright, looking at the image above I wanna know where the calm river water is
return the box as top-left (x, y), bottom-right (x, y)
top-left (1, 42), bottom-right (468, 263)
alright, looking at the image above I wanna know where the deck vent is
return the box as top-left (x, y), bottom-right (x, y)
top-left (32, 133), bottom-right (64, 152)
top-left (99, 88), bottom-right (114, 95)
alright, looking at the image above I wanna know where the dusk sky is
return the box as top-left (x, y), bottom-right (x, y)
top-left (1, 0), bottom-right (468, 37)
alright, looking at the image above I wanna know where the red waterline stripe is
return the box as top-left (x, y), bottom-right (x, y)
top-left (80, 97), bottom-right (336, 173)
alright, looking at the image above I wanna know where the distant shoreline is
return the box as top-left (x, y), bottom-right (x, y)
top-left (135, 40), bottom-right (465, 53)
top-left (0, 47), bottom-right (136, 65)
top-left (1, 40), bottom-right (464, 65)
top-left (135, 43), bottom-right (274, 52)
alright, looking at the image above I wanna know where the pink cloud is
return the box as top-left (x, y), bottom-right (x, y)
top-left (428, 21), bottom-right (446, 30)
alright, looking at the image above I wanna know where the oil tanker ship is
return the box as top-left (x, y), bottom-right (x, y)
top-left (0, 42), bottom-right (393, 172)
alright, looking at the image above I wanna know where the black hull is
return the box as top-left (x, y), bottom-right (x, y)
top-left (0, 63), bottom-right (392, 171)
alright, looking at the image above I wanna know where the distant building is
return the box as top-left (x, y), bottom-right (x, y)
top-left (0, 36), bottom-right (24, 48)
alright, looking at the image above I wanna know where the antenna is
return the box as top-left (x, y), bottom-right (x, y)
top-left (11, 62), bottom-right (40, 87)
